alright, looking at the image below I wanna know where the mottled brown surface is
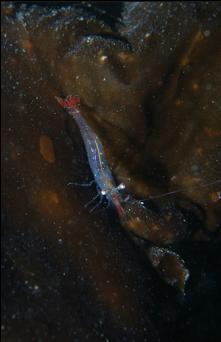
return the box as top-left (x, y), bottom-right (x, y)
top-left (2, 2), bottom-right (221, 342)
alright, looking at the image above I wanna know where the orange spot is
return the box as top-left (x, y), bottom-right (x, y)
top-left (39, 135), bottom-right (55, 163)
top-left (22, 39), bottom-right (33, 54)
top-left (42, 190), bottom-right (59, 204)
top-left (192, 82), bottom-right (199, 91)
top-left (118, 52), bottom-right (135, 63)
top-left (49, 191), bottom-right (59, 204)
top-left (175, 99), bottom-right (184, 107)
top-left (181, 56), bottom-right (189, 67)
top-left (204, 127), bottom-right (221, 138)
top-left (195, 148), bottom-right (204, 156)
top-left (10, 150), bottom-right (19, 161)
top-left (210, 192), bottom-right (220, 203)
top-left (39, 190), bottom-right (61, 217)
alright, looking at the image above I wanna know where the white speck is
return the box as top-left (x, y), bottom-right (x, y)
top-left (101, 190), bottom-right (106, 195)
top-left (103, 77), bottom-right (107, 81)
top-left (58, 238), bottom-right (63, 244)
top-left (204, 30), bottom-right (210, 37)
top-left (33, 285), bottom-right (39, 291)
top-left (86, 37), bottom-right (93, 44)
top-left (145, 32), bottom-right (151, 39)
top-left (118, 183), bottom-right (125, 190)
top-left (100, 55), bottom-right (108, 62)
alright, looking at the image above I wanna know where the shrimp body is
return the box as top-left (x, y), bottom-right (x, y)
top-left (55, 96), bottom-right (197, 291)
top-left (56, 95), bottom-right (125, 215)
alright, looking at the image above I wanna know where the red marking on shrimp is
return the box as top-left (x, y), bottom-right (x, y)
top-left (116, 203), bottom-right (125, 217)
top-left (204, 127), bottom-right (221, 138)
top-left (56, 95), bottom-right (80, 109)
top-left (112, 193), bottom-right (125, 217)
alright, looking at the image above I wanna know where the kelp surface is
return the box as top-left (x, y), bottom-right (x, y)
top-left (2, 2), bottom-right (221, 341)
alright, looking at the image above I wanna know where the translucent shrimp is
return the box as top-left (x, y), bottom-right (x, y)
top-left (55, 95), bottom-right (125, 215)
top-left (55, 95), bottom-right (219, 292)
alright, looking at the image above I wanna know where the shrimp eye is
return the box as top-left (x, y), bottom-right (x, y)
top-left (118, 183), bottom-right (125, 190)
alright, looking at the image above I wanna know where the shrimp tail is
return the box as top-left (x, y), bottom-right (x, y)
top-left (55, 95), bottom-right (80, 109)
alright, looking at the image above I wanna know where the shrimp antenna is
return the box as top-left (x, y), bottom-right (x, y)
top-left (140, 179), bottom-right (221, 202)
top-left (67, 180), bottom-right (95, 187)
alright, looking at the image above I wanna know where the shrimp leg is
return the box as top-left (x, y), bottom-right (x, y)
top-left (89, 195), bottom-right (105, 213)
top-left (92, 198), bottom-right (111, 214)
top-left (84, 193), bottom-right (100, 208)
